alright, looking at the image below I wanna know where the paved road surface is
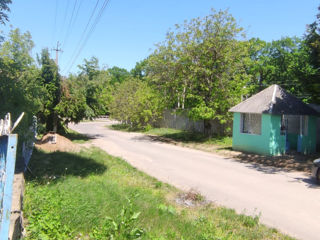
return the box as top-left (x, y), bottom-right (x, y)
top-left (70, 120), bottom-right (320, 240)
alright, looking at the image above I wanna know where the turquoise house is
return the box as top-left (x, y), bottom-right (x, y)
top-left (229, 85), bottom-right (318, 156)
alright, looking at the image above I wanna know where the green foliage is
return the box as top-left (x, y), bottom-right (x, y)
top-left (78, 56), bottom-right (100, 80)
top-left (91, 198), bottom-right (144, 240)
top-left (303, 5), bottom-right (320, 103)
top-left (108, 66), bottom-right (131, 85)
top-left (0, 0), bottom-right (11, 25)
top-left (56, 75), bottom-right (92, 124)
top-left (109, 79), bottom-right (164, 129)
top-left (0, 28), bottom-right (44, 139)
top-left (131, 59), bottom-right (148, 80)
top-left (25, 188), bottom-right (72, 240)
top-left (247, 37), bottom-right (316, 101)
top-left (157, 204), bottom-right (177, 215)
top-left (147, 9), bottom-right (250, 129)
top-left (37, 48), bottom-right (61, 132)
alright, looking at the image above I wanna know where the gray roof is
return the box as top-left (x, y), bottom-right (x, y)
top-left (229, 84), bottom-right (319, 116)
top-left (309, 104), bottom-right (320, 113)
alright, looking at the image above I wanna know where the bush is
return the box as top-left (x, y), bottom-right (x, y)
top-left (109, 79), bottom-right (164, 129)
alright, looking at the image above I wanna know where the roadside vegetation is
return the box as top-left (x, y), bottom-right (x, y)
top-left (1, 4), bottom-right (320, 141)
top-left (109, 123), bottom-right (320, 173)
top-left (110, 124), bottom-right (232, 148)
top-left (24, 145), bottom-right (294, 239)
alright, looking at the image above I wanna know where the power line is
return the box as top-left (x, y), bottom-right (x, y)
top-left (66, 0), bottom-right (111, 72)
top-left (63, 0), bottom-right (111, 74)
top-left (62, 0), bottom-right (101, 73)
top-left (62, 0), bottom-right (80, 49)
top-left (59, 0), bottom-right (71, 38)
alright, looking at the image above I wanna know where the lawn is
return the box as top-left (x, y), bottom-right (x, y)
top-left (24, 144), bottom-right (294, 239)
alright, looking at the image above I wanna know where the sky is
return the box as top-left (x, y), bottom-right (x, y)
top-left (2, 0), bottom-right (319, 76)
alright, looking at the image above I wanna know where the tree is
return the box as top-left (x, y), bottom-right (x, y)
top-left (108, 66), bottom-right (131, 85)
top-left (247, 37), bottom-right (315, 100)
top-left (147, 9), bottom-right (251, 133)
top-left (0, 28), bottom-right (34, 70)
top-left (38, 48), bottom-right (61, 132)
top-left (304, 5), bottom-right (320, 103)
top-left (130, 59), bottom-right (148, 80)
top-left (0, 28), bottom-right (45, 138)
top-left (56, 75), bottom-right (92, 125)
top-left (0, 0), bottom-right (11, 25)
top-left (78, 56), bottom-right (100, 81)
top-left (76, 58), bottom-right (113, 116)
top-left (109, 79), bottom-right (164, 129)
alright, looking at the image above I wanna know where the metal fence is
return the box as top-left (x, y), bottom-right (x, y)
top-left (157, 109), bottom-right (229, 136)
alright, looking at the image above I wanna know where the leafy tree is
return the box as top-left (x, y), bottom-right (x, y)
top-left (0, 28), bottom-right (34, 70)
top-left (109, 79), bottom-right (164, 129)
top-left (0, 28), bottom-right (44, 138)
top-left (0, 0), bottom-right (11, 25)
top-left (37, 48), bottom-right (61, 132)
top-left (130, 59), bottom-right (148, 80)
top-left (304, 5), bottom-right (320, 103)
top-left (247, 37), bottom-right (315, 100)
top-left (76, 58), bottom-right (113, 116)
top-left (78, 56), bottom-right (100, 81)
top-left (56, 75), bottom-right (92, 125)
top-left (108, 66), bottom-right (131, 85)
top-left (147, 9), bottom-right (251, 133)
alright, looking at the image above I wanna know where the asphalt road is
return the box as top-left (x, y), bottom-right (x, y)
top-left (70, 120), bottom-right (320, 240)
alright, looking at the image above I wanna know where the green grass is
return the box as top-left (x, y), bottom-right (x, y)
top-left (24, 147), bottom-right (294, 240)
top-left (110, 124), bottom-right (232, 148)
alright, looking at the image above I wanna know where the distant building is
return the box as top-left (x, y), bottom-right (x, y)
top-left (229, 84), bottom-right (318, 155)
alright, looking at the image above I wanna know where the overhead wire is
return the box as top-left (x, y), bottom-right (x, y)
top-left (62, 0), bottom-right (101, 73)
top-left (66, 0), bottom-right (111, 72)
top-left (63, 0), bottom-right (111, 74)
top-left (59, 0), bottom-right (71, 38)
top-left (62, 0), bottom-right (81, 49)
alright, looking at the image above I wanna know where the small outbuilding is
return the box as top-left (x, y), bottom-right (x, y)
top-left (229, 84), bottom-right (318, 155)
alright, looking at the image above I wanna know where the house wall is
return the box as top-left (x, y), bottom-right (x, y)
top-left (301, 116), bottom-right (317, 154)
top-left (232, 113), bottom-right (285, 155)
top-left (317, 117), bottom-right (320, 152)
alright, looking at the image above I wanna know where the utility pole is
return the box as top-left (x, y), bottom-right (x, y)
top-left (51, 41), bottom-right (63, 134)
top-left (52, 41), bottom-right (63, 66)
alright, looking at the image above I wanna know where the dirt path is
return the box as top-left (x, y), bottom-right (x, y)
top-left (70, 120), bottom-right (320, 240)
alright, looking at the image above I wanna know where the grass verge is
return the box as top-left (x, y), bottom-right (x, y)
top-left (24, 146), bottom-right (293, 239)
top-left (109, 124), bottom-right (319, 173)
top-left (109, 124), bottom-right (232, 148)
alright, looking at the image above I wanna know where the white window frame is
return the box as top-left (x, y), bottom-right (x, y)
top-left (240, 113), bottom-right (262, 135)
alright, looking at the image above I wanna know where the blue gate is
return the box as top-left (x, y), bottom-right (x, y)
top-left (0, 134), bottom-right (18, 239)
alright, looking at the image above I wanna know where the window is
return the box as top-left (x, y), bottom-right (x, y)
top-left (241, 113), bottom-right (262, 135)
top-left (282, 115), bottom-right (308, 136)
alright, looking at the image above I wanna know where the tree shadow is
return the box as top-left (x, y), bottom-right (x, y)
top-left (25, 149), bottom-right (107, 184)
top-left (109, 124), bottom-right (143, 132)
top-left (226, 150), bottom-right (320, 174)
top-left (63, 131), bottom-right (95, 142)
top-left (289, 177), bottom-right (320, 189)
top-left (157, 131), bottom-right (209, 143)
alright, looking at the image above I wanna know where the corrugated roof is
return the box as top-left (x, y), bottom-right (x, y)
top-left (229, 84), bottom-right (319, 116)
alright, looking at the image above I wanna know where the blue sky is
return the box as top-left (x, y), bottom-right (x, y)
top-left (2, 0), bottom-right (319, 75)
